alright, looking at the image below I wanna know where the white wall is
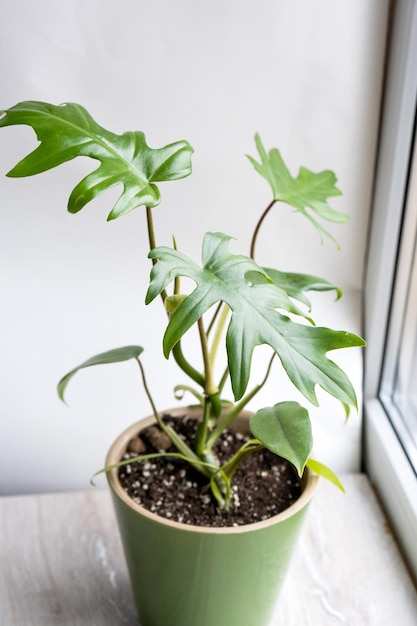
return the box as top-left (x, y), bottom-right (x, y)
top-left (0, 0), bottom-right (388, 494)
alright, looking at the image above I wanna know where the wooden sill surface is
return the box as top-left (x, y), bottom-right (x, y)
top-left (1, 474), bottom-right (416, 625)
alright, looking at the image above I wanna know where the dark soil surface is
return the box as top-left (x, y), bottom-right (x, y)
top-left (118, 412), bottom-right (302, 528)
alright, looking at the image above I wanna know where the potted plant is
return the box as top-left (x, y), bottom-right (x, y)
top-left (0, 101), bottom-right (365, 626)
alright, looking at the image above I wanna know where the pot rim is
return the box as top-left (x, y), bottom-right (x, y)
top-left (106, 406), bottom-right (319, 535)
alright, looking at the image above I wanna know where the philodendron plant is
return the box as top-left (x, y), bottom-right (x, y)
top-left (0, 101), bottom-right (365, 510)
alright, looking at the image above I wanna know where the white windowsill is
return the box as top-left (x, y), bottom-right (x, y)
top-left (1, 475), bottom-right (416, 625)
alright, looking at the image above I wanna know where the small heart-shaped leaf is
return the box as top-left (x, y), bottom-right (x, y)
top-left (250, 401), bottom-right (313, 475)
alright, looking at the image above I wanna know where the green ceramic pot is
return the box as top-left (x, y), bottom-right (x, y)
top-left (106, 407), bottom-right (318, 626)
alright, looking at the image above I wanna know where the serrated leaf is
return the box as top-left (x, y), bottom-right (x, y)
top-left (247, 134), bottom-right (347, 243)
top-left (250, 402), bottom-right (312, 475)
top-left (58, 345), bottom-right (143, 402)
top-left (256, 268), bottom-right (342, 311)
top-left (306, 458), bottom-right (345, 492)
top-left (146, 232), bottom-right (365, 404)
top-left (0, 101), bottom-right (193, 220)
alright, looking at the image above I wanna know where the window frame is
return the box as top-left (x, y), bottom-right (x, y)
top-left (364, 0), bottom-right (417, 581)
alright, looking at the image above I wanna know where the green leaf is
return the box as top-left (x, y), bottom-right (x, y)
top-left (0, 101), bottom-right (193, 220)
top-left (244, 270), bottom-right (315, 323)
top-left (250, 402), bottom-right (313, 476)
top-left (306, 457), bottom-right (345, 492)
top-left (247, 134), bottom-right (347, 243)
top-left (58, 345), bottom-right (144, 402)
top-left (261, 268), bottom-right (342, 311)
top-left (146, 232), bottom-right (365, 404)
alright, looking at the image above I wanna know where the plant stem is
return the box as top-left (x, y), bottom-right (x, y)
top-left (206, 353), bottom-right (276, 449)
top-left (250, 199), bottom-right (276, 259)
top-left (146, 205), bottom-right (157, 254)
top-left (146, 205), bottom-right (167, 305)
top-left (172, 343), bottom-right (205, 387)
top-left (135, 357), bottom-right (207, 472)
top-left (93, 452), bottom-right (220, 487)
top-left (209, 304), bottom-right (230, 366)
top-left (146, 206), bottom-right (205, 389)
top-left (196, 397), bottom-right (212, 457)
top-left (198, 317), bottom-right (218, 397)
top-left (218, 365), bottom-right (230, 393)
top-left (206, 302), bottom-right (222, 336)
top-left (210, 306), bottom-right (231, 394)
top-left (172, 236), bottom-right (181, 295)
top-left (195, 315), bottom-right (219, 455)
top-left (221, 440), bottom-right (264, 481)
top-left (135, 357), bottom-right (160, 420)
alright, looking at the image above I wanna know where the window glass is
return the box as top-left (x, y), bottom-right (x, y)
top-left (380, 123), bottom-right (417, 470)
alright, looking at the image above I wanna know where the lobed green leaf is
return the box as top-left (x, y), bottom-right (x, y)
top-left (247, 134), bottom-right (347, 243)
top-left (146, 232), bottom-right (365, 405)
top-left (0, 101), bottom-right (193, 220)
top-left (262, 269), bottom-right (342, 311)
